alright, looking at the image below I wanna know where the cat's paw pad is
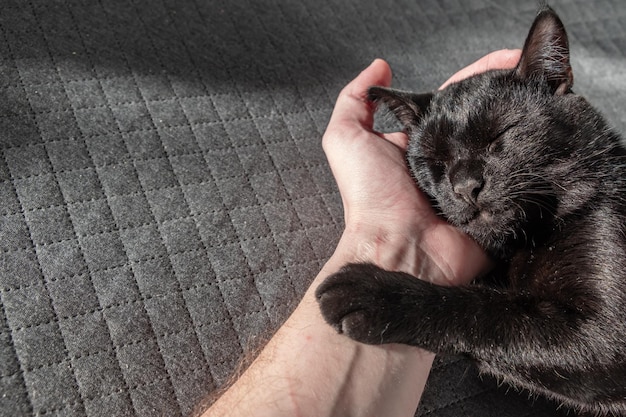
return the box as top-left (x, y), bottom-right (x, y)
top-left (315, 263), bottom-right (405, 345)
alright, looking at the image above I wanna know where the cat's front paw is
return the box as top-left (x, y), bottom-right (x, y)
top-left (315, 263), bottom-right (414, 345)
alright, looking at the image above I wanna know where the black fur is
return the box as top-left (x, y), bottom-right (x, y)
top-left (317, 7), bottom-right (626, 415)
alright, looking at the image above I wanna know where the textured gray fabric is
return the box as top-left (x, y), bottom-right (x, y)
top-left (1, 0), bottom-right (625, 416)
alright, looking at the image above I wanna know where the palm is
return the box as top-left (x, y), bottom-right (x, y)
top-left (325, 127), bottom-right (435, 229)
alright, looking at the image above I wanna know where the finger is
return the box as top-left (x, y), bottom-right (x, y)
top-left (439, 49), bottom-right (522, 90)
top-left (328, 59), bottom-right (393, 131)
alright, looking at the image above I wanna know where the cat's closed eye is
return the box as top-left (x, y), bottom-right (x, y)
top-left (488, 124), bottom-right (517, 153)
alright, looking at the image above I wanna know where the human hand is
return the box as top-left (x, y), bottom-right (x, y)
top-left (322, 50), bottom-right (521, 285)
top-left (204, 50), bottom-right (524, 417)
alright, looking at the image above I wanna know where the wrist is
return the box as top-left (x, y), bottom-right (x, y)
top-left (333, 219), bottom-right (492, 287)
top-left (322, 222), bottom-right (449, 287)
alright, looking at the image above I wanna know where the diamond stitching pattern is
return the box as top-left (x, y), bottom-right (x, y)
top-left (1, 0), bottom-right (625, 416)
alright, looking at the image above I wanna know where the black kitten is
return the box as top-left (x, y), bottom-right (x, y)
top-left (316, 6), bottom-right (626, 416)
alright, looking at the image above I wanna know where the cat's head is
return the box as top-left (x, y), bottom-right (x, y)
top-left (370, 7), bottom-right (592, 255)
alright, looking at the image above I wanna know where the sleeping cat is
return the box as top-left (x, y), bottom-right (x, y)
top-left (316, 6), bottom-right (626, 416)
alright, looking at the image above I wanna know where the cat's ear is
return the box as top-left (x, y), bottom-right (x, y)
top-left (368, 86), bottom-right (433, 128)
top-left (516, 6), bottom-right (574, 95)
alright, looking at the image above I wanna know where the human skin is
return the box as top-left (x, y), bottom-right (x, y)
top-left (203, 49), bottom-right (522, 417)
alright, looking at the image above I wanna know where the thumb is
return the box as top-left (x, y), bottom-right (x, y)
top-left (327, 59), bottom-right (393, 132)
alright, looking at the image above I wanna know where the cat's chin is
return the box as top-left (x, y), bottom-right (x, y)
top-left (452, 208), bottom-right (517, 250)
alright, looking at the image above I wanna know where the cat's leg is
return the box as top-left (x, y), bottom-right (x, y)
top-left (316, 262), bottom-right (583, 356)
top-left (317, 263), bottom-right (626, 415)
top-left (316, 263), bottom-right (613, 406)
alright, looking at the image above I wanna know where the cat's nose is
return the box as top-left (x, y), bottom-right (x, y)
top-left (453, 178), bottom-right (484, 205)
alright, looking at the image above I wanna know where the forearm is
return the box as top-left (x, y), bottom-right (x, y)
top-left (203, 230), bottom-right (438, 417)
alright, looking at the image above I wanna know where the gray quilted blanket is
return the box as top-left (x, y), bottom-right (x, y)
top-left (1, 0), bottom-right (625, 416)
